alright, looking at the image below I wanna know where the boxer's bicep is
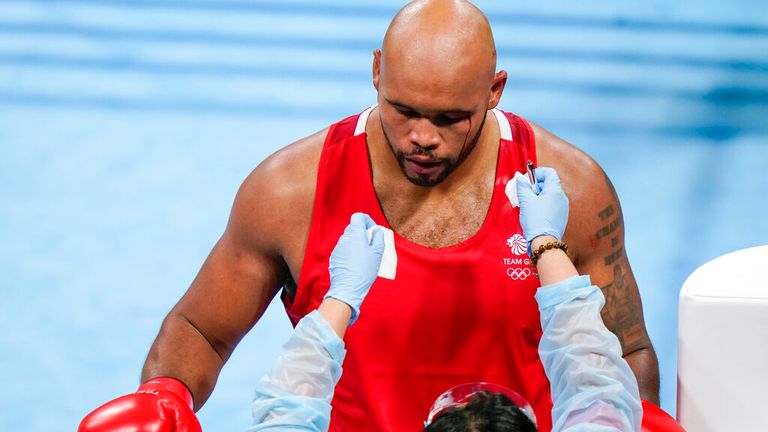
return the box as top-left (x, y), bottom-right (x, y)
top-left (144, 131), bottom-right (325, 408)
top-left (173, 159), bottom-right (295, 361)
top-left (174, 126), bottom-right (326, 358)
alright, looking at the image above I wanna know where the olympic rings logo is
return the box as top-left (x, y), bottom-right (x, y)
top-left (506, 267), bottom-right (532, 280)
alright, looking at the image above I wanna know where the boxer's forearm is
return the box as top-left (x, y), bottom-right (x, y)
top-left (142, 312), bottom-right (226, 410)
top-left (624, 345), bottom-right (660, 405)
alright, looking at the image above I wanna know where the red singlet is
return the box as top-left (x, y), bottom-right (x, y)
top-left (284, 107), bottom-right (552, 431)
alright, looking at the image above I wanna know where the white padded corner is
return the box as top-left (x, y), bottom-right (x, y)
top-left (678, 245), bottom-right (768, 431)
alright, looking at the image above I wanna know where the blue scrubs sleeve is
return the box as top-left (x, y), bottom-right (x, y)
top-left (248, 310), bottom-right (346, 431)
top-left (536, 275), bottom-right (643, 432)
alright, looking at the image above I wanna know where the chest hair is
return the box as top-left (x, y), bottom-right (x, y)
top-left (380, 179), bottom-right (493, 248)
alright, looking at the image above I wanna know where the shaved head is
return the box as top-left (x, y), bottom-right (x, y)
top-left (380, 0), bottom-right (497, 99)
top-left (372, 0), bottom-right (507, 187)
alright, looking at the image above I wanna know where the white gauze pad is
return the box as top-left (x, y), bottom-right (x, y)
top-left (505, 175), bottom-right (521, 208)
top-left (505, 172), bottom-right (540, 208)
top-left (366, 225), bottom-right (397, 280)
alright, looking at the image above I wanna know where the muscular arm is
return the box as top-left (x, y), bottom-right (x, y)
top-left (141, 130), bottom-right (325, 410)
top-left (535, 124), bottom-right (660, 404)
top-left (572, 170), bottom-right (660, 405)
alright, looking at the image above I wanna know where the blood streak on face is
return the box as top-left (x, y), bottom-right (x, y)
top-left (380, 107), bottom-right (486, 187)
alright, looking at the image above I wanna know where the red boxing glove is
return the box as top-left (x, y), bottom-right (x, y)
top-left (641, 400), bottom-right (686, 432)
top-left (79, 377), bottom-right (202, 432)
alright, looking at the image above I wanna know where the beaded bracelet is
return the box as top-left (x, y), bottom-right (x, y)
top-left (529, 240), bottom-right (569, 267)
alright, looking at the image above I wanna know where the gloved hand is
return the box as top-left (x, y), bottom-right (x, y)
top-left (514, 167), bottom-right (569, 253)
top-left (78, 377), bottom-right (202, 432)
top-left (324, 212), bottom-right (385, 325)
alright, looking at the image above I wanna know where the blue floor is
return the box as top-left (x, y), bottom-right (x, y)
top-left (2, 1), bottom-right (767, 430)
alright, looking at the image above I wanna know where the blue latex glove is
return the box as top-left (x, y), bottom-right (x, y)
top-left (324, 212), bottom-right (385, 325)
top-left (514, 167), bottom-right (569, 254)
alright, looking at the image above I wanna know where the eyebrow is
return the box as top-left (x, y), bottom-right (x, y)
top-left (385, 98), bottom-right (472, 116)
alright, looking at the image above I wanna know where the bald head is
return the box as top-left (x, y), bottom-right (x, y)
top-left (379, 0), bottom-right (498, 96)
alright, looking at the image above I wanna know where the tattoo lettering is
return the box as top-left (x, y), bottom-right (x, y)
top-left (596, 217), bottom-right (622, 239)
top-left (597, 175), bottom-right (625, 263)
top-left (601, 265), bottom-right (646, 354)
top-left (598, 205), bottom-right (615, 221)
top-left (604, 247), bottom-right (624, 265)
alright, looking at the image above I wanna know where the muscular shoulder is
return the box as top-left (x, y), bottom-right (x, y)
top-left (531, 122), bottom-right (619, 265)
top-left (226, 127), bottom-right (328, 258)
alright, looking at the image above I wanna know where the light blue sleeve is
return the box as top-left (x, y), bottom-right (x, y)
top-left (536, 275), bottom-right (643, 432)
top-left (247, 310), bottom-right (346, 432)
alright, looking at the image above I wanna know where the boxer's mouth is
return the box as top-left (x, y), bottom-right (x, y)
top-left (405, 157), bottom-right (441, 175)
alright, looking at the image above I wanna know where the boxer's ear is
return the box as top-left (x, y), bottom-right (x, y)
top-left (488, 70), bottom-right (507, 109)
top-left (373, 49), bottom-right (382, 90)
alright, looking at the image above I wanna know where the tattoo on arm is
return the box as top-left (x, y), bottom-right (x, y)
top-left (604, 248), bottom-right (625, 266)
top-left (596, 210), bottom-right (620, 238)
top-left (596, 173), bottom-right (648, 355)
top-left (596, 204), bottom-right (625, 264)
top-left (590, 169), bottom-right (658, 401)
top-left (598, 204), bottom-right (615, 221)
top-left (601, 264), bottom-right (646, 355)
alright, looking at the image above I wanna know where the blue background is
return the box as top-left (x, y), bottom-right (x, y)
top-left (1, 1), bottom-right (767, 430)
